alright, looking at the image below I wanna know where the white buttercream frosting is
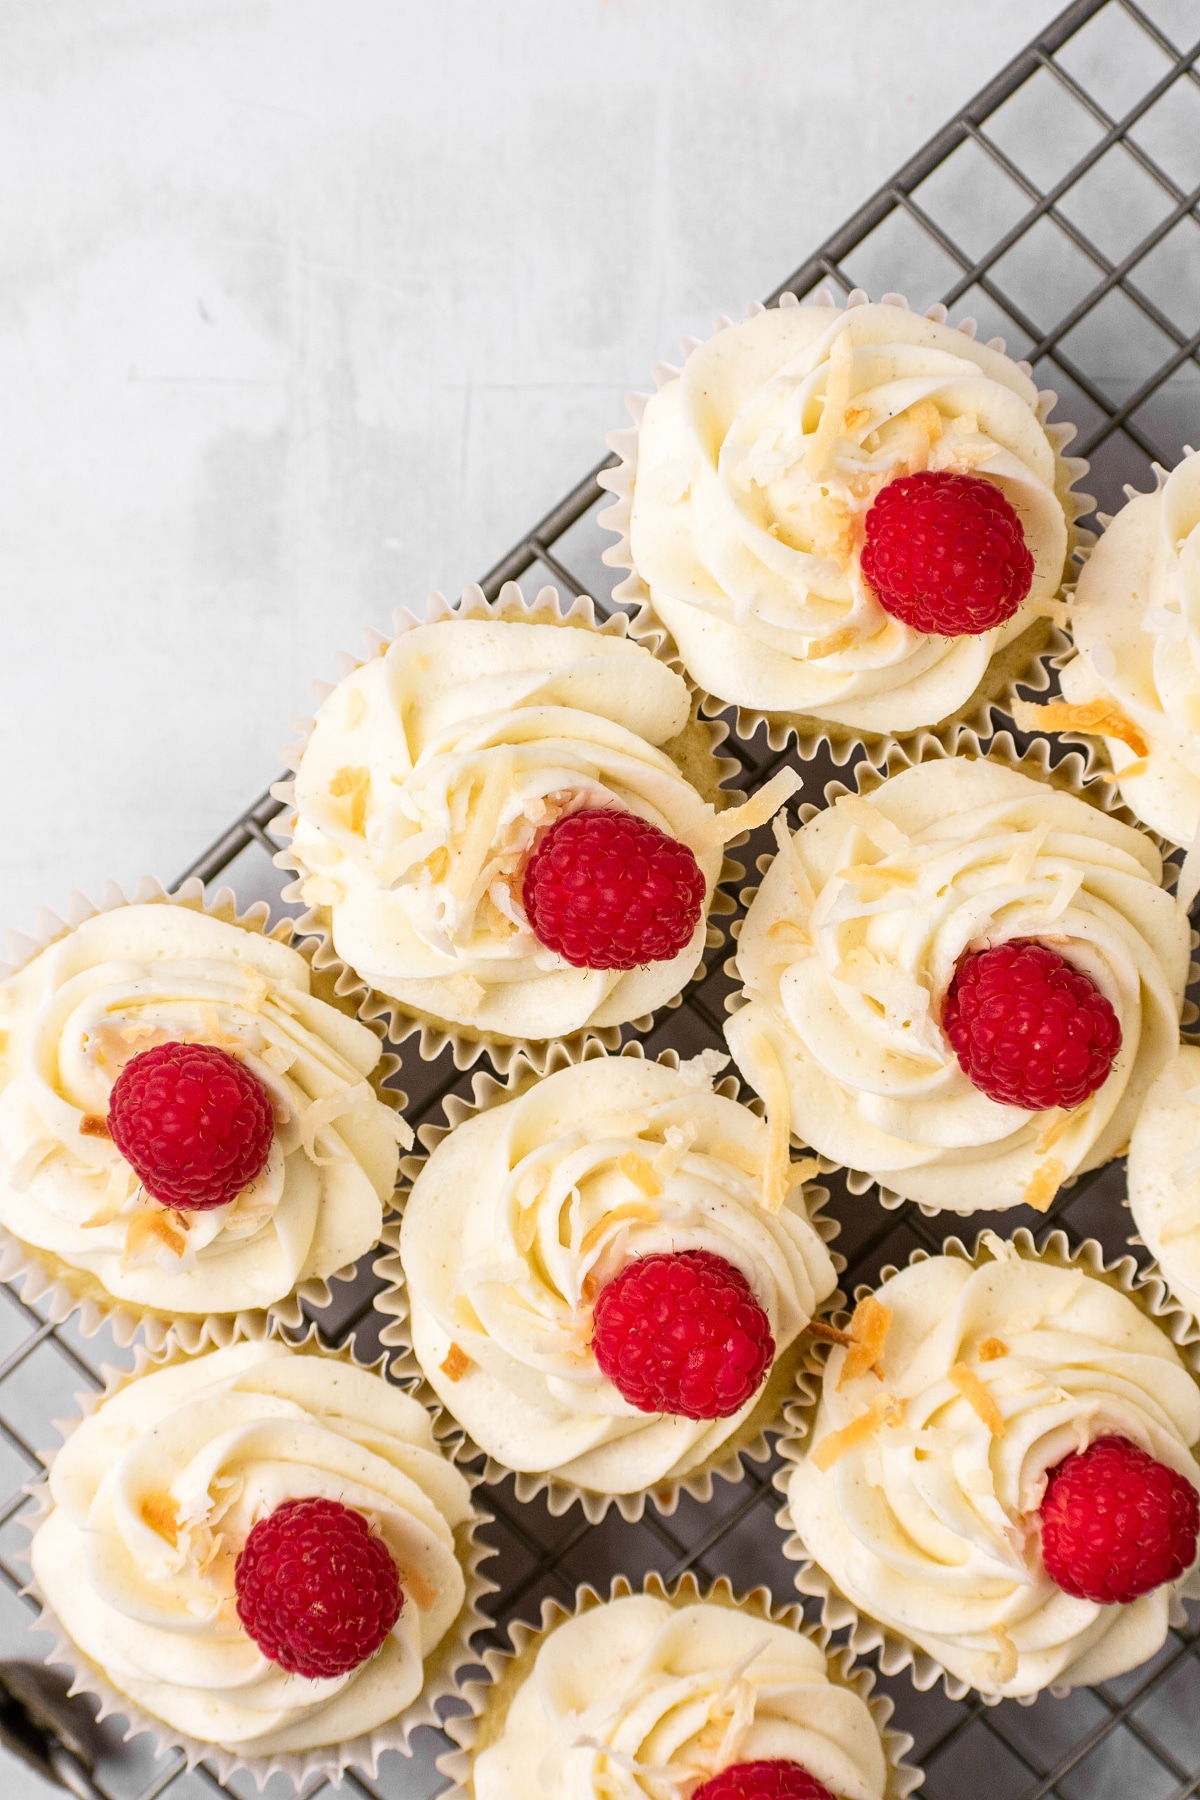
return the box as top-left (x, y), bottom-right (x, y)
top-left (0, 906), bottom-right (404, 1318)
top-left (473, 1594), bottom-right (889, 1800)
top-left (288, 617), bottom-right (733, 1042)
top-left (1060, 452), bottom-right (1200, 846)
top-left (727, 758), bottom-right (1188, 1212)
top-left (625, 300), bottom-right (1071, 732)
top-left (399, 1055), bottom-right (837, 1495)
top-left (786, 1241), bottom-right (1200, 1697)
top-left (1128, 1043), bottom-right (1200, 1321)
top-left (30, 1340), bottom-right (474, 1752)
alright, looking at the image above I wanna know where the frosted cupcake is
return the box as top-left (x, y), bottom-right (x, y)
top-left (0, 894), bottom-right (409, 1346)
top-left (603, 291), bottom-right (1087, 740)
top-left (1022, 450), bottom-right (1200, 847)
top-left (282, 585), bottom-right (795, 1066)
top-left (1128, 1043), bottom-right (1200, 1321)
top-left (28, 1338), bottom-right (481, 1780)
top-left (450, 1579), bottom-right (920, 1800)
top-left (727, 753), bottom-right (1189, 1213)
top-left (390, 1052), bottom-right (837, 1513)
top-left (781, 1233), bottom-right (1200, 1699)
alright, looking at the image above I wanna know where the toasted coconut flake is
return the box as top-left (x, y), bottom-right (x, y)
top-left (1023, 1158), bottom-right (1065, 1213)
top-left (985, 1623), bottom-right (1018, 1686)
top-left (692, 768), bottom-right (802, 853)
top-left (835, 862), bottom-right (918, 887)
top-left (1011, 698), bottom-right (1149, 758)
top-left (788, 1155), bottom-right (821, 1185)
top-left (978, 1336), bottom-right (1009, 1362)
top-left (949, 1363), bottom-right (1006, 1437)
top-left (579, 1201), bottom-right (660, 1257)
top-left (805, 625), bottom-right (859, 661)
top-left (1118, 757), bottom-right (1148, 780)
top-left (440, 1342), bottom-right (471, 1382)
top-left (805, 1319), bottom-right (854, 1349)
top-left (838, 1296), bottom-right (892, 1387)
top-left (123, 1210), bottom-right (187, 1264)
top-left (394, 1561), bottom-right (438, 1612)
top-left (746, 1031), bottom-right (793, 1213)
top-left (618, 1152), bottom-right (663, 1198)
top-left (811, 1394), bottom-right (906, 1471)
top-left (804, 325), bottom-right (854, 480)
top-left (327, 765), bottom-right (371, 835)
top-left (767, 919), bottom-right (812, 945)
top-left (1035, 1110), bottom-right (1070, 1153)
top-left (908, 397), bottom-right (943, 444)
top-left (79, 1114), bottom-right (111, 1139)
top-left (708, 1135), bottom-right (762, 1179)
top-left (834, 791), bottom-right (910, 857)
top-left (141, 1493), bottom-right (179, 1546)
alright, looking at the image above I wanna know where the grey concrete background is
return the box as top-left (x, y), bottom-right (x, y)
top-left (0, 0), bottom-right (1064, 941)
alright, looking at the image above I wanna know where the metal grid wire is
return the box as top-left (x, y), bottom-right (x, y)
top-left (5, 1), bottom-right (1200, 1795)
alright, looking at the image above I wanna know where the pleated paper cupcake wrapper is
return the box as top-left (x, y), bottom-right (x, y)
top-left (725, 722), bottom-right (1200, 1219)
top-left (771, 1225), bottom-right (1200, 1705)
top-left (373, 1037), bottom-right (842, 1523)
top-left (597, 284), bottom-right (1094, 764)
top-left (271, 578), bottom-right (747, 1077)
top-left (18, 1323), bottom-right (498, 1792)
top-left (0, 876), bottom-right (407, 1354)
top-left (437, 1569), bottom-right (924, 1800)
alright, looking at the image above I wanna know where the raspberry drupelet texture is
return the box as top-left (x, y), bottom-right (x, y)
top-left (234, 1496), bottom-right (404, 1678)
top-left (522, 808), bottom-right (706, 972)
top-left (107, 1040), bottom-right (275, 1212)
top-left (942, 939), bottom-right (1121, 1113)
top-left (693, 1760), bottom-right (836, 1800)
top-left (591, 1249), bottom-right (774, 1419)
top-left (860, 468), bottom-right (1035, 636)
top-left (1039, 1435), bottom-right (1200, 1605)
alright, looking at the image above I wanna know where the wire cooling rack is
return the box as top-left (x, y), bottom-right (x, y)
top-left (5, 1), bottom-right (1200, 1796)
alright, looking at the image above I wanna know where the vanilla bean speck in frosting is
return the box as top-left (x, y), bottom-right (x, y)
top-left (0, 904), bottom-right (407, 1321)
top-left (618, 297), bottom-right (1076, 734)
top-left (287, 611), bottom-right (789, 1045)
top-left (471, 1593), bottom-right (889, 1800)
top-left (726, 757), bottom-right (1188, 1213)
top-left (1050, 451), bottom-right (1200, 847)
top-left (1128, 1044), bottom-right (1200, 1322)
top-left (30, 1340), bottom-right (475, 1753)
top-left (784, 1237), bottom-right (1200, 1697)
top-left (398, 1055), bottom-right (837, 1496)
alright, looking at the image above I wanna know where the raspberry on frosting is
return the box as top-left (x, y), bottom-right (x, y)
top-left (860, 469), bottom-right (1035, 636)
top-left (943, 938), bottom-right (1121, 1113)
top-left (107, 1040), bottom-right (275, 1211)
top-left (693, 1761), bottom-right (835, 1800)
top-left (1040, 1435), bottom-right (1200, 1605)
top-left (234, 1495), bottom-right (403, 1679)
top-left (591, 1248), bottom-right (774, 1419)
top-left (522, 808), bottom-right (707, 971)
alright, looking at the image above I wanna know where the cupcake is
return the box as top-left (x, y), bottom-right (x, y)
top-left (1128, 1043), bottom-right (1200, 1320)
top-left (726, 749), bottom-right (1189, 1213)
top-left (0, 888), bottom-right (409, 1347)
top-left (602, 289), bottom-right (1088, 742)
top-left (279, 583), bottom-right (796, 1068)
top-left (780, 1231), bottom-right (1200, 1699)
top-left (386, 1050), bottom-right (838, 1516)
top-left (27, 1336), bottom-right (483, 1782)
top-left (447, 1576), bottom-right (921, 1800)
top-left (1020, 450), bottom-right (1200, 848)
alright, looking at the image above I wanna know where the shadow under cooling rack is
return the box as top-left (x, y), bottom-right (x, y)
top-left (5, 3), bottom-right (1200, 1799)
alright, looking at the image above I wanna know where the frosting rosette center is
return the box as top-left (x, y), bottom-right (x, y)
top-left (727, 757), bottom-right (1188, 1212)
top-left (399, 1054), bottom-right (837, 1497)
top-left (30, 1340), bottom-right (475, 1754)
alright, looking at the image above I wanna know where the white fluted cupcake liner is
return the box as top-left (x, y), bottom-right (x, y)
top-left (438, 1569), bottom-right (924, 1800)
top-left (271, 579), bottom-right (746, 1077)
top-left (598, 285), bottom-right (1094, 763)
top-left (726, 723), bottom-right (1200, 1218)
top-left (0, 876), bottom-right (407, 1353)
top-left (373, 1038), bottom-right (841, 1523)
top-left (17, 1324), bottom-right (497, 1792)
top-left (772, 1226), bottom-right (1200, 1704)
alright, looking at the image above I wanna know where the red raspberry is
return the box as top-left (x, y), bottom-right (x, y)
top-left (860, 469), bottom-right (1034, 635)
top-left (942, 939), bottom-right (1120, 1113)
top-left (234, 1496), bottom-right (403, 1678)
top-left (591, 1249), bottom-right (774, 1419)
top-left (522, 808), bottom-right (706, 971)
top-left (693, 1761), bottom-right (835, 1800)
top-left (107, 1040), bottom-right (274, 1211)
top-left (1040, 1435), bottom-right (1199, 1605)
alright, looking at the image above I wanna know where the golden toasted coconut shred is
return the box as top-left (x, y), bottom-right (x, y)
top-left (836, 1296), bottom-right (892, 1388)
top-left (1011, 697), bottom-right (1149, 759)
top-left (811, 1394), bottom-right (906, 1471)
top-left (949, 1363), bottom-right (1006, 1438)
